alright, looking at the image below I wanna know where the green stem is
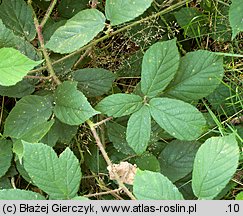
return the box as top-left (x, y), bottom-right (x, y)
top-left (40, 0), bottom-right (58, 28)
top-left (28, 0), bottom-right (193, 74)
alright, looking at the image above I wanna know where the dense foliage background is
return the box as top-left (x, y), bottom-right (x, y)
top-left (0, 0), bottom-right (242, 200)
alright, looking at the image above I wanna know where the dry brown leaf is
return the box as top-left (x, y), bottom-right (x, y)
top-left (107, 162), bottom-right (137, 185)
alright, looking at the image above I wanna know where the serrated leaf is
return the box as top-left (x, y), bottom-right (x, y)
top-left (164, 51), bottom-right (224, 102)
top-left (73, 68), bottom-right (116, 97)
top-left (0, 48), bottom-right (42, 86)
top-left (133, 169), bottom-right (184, 200)
top-left (126, 105), bottom-right (151, 154)
top-left (46, 9), bottom-right (106, 54)
top-left (229, 0), bottom-right (243, 39)
top-left (105, 0), bottom-right (153, 26)
top-left (0, 140), bottom-right (12, 178)
top-left (141, 39), bottom-right (180, 98)
top-left (96, 94), bottom-right (143, 117)
top-left (0, 0), bottom-right (36, 41)
top-left (159, 140), bottom-right (201, 182)
top-left (0, 80), bottom-right (35, 98)
top-left (0, 189), bottom-right (45, 200)
top-left (13, 120), bottom-right (54, 161)
top-left (23, 142), bottom-right (82, 199)
top-left (0, 20), bottom-right (40, 61)
top-left (54, 81), bottom-right (99, 125)
top-left (149, 97), bottom-right (206, 140)
top-left (57, 0), bottom-right (89, 18)
top-left (4, 95), bottom-right (53, 138)
top-left (135, 153), bottom-right (160, 172)
top-left (192, 135), bottom-right (239, 200)
top-left (41, 119), bottom-right (78, 147)
top-left (107, 122), bottom-right (135, 155)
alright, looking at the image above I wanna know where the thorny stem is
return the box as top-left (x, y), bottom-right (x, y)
top-left (40, 0), bottom-right (58, 28)
top-left (86, 120), bottom-right (136, 200)
top-left (28, 1), bottom-right (61, 85)
top-left (28, 0), bottom-right (193, 74)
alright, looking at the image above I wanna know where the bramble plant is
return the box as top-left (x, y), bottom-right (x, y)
top-left (0, 0), bottom-right (242, 200)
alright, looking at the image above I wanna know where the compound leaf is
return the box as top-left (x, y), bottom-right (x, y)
top-left (96, 94), bottom-right (143, 117)
top-left (229, 0), bottom-right (243, 39)
top-left (105, 0), bottom-right (153, 26)
top-left (149, 97), bottom-right (206, 140)
top-left (0, 48), bottom-right (42, 86)
top-left (192, 135), bottom-right (239, 200)
top-left (141, 39), bottom-right (180, 98)
top-left (23, 142), bottom-right (81, 199)
top-left (4, 95), bottom-right (53, 139)
top-left (46, 9), bottom-right (106, 54)
top-left (126, 105), bottom-right (151, 154)
top-left (164, 51), bottom-right (224, 102)
top-left (133, 169), bottom-right (184, 200)
top-left (0, 0), bottom-right (36, 41)
top-left (54, 81), bottom-right (99, 125)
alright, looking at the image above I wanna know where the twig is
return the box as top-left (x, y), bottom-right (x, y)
top-left (93, 117), bottom-right (113, 128)
top-left (86, 120), bottom-right (136, 200)
top-left (24, 75), bottom-right (50, 80)
top-left (72, 47), bottom-right (93, 70)
top-left (84, 188), bottom-right (122, 198)
top-left (40, 0), bottom-right (58, 28)
top-left (28, 0), bottom-right (193, 74)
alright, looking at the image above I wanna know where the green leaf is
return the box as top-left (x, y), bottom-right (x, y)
top-left (192, 135), bottom-right (240, 200)
top-left (0, 20), bottom-right (40, 61)
top-left (236, 192), bottom-right (243, 200)
top-left (135, 153), bottom-right (160, 172)
top-left (72, 196), bottom-right (89, 200)
top-left (54, 81), bottom-right (99, 125)
top-left (133, 169), bottom-right (184, 200)
top-left (149, 97), bottom-right (206, 140)
top-left (0, 19), bottom-right (16, 48)
top-left (105, 0), bottom-right (153, 26)
top-left (73, 68), bottom-right (116, 97)
top-left (229, 0), bottom-right (243, 39)
top-left (126, 105), bottom-right (151, 154)
top-left (4, 95), bottom-right (53, 138)
top-left (158, 140), bottom-right (201, 182)
top-left (57, 0), bottom-right (89, 18)
top-left (96, 94), bottom-right (143, 117)
top-left (23, 142), bottom-right (82, 199)
top-left (46, 9), bottom-right (106, 54)
top-left (0, 0), bottom-right (36, 41)
top-left (41, 119), bottom-right (78, 147)
top-left (0, 189), bottom-right (45, 200)
top-left (0, 140), bottom-right (12, 178)
top-left (13, 120), bottom-right (54, 161)
top-left (141, 39), bottom-right (180, 98)
top-left (107, 122), bottom-right (135, 155)
top-left (174, 7), bottom-right (208, 37)
top-left (0, 80), bottom-right (35, 98)
top-left (0, 48), bottom-right (42, 86)
top-left (164, 51), bottom-right (224, 101)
